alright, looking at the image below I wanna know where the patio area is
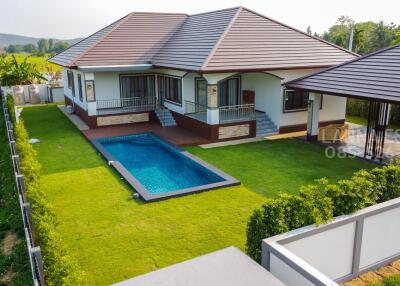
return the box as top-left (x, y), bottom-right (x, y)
top-left (320, 123), bottom-right (400, 162)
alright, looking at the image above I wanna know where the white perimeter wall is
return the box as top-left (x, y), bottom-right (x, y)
top-left (264, 197), bottom-right (400, 286)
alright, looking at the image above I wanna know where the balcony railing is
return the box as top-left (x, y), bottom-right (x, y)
top-left (184, 100), bottom-right (207, 122)
top-left (219, 104), bottom-right (255, 123)
top-left (96, 96), bottom-right (156, 115)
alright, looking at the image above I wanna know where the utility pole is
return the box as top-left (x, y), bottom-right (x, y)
top-left (348, 21), bottom-right (355, 52)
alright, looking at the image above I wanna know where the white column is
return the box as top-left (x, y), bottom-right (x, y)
top-left (206, 83), bottom-right (219, 125)
top-left (87, 101), bottom-right (97, 116)
top-left (307, 92), bottom-right (322, 141)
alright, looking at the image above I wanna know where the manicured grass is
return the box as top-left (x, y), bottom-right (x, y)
top-left (5, 53), bottom-right (61, 73)
top-left (186, 139), bottom-right (375, 197)
top-left (0, 104), bottom-right (33, 285)
top-left (21, 105), bottom-right (374, 285)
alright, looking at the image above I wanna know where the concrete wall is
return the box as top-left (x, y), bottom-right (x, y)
top-left (262, 197), bottom-right (400, 286)
top-left (1, 84), bottom-right (49, 103)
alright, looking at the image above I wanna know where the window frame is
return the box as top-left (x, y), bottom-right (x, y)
top-left (283, 89), bottom-right (323, 113)
top-left (217, 76), bottom-right (241, 107)
top-left (77, 74), bottom-right (83, 102)
top-left (158, 75), bottom-right (182, 106)
top-left (85, 80), bottom-right (96, 102)
top-left (119, 74), bottom-right (156, 102)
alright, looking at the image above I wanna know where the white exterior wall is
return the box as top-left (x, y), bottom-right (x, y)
top-left (241, 72), bottom-right (282, 126)
top-left (62, 68), bottom-right (88, 110)
top-left (64, 66), bottom-right (347, 128)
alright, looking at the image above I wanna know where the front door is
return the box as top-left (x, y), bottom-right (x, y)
top-left (195, 79), bottom-right (207, 111)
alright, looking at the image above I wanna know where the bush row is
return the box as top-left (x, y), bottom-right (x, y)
top-left (11, 102), bottom-right (83, 285)
top-left (246, 165), bottom-right (400, 263)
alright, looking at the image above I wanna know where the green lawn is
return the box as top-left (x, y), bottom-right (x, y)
top-left (346, 115), bottom-right (400, 130)
top-left (21, 105), bottom-right (374, 285)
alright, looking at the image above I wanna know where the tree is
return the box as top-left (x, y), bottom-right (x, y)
top-left (6, 44), bottom-right (23, 53)
top-left (37, 38), bottom-right (49, 53)
top-left (48, 38), bottom-right (54, 52)
top-left (306, 26), bottom-right (312, 35)
top-left (23, 44), bottom-right (37, 53)
top-left (52, 41), bottom-right (69, 53)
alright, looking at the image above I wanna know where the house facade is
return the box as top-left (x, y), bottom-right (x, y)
top-left (50, 7), bottom-right (356, 141)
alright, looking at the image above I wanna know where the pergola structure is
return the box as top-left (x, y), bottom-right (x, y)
top-left (285, 44), bottom-right (400, 161)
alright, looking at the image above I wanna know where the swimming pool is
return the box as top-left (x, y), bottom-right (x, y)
top-left (92, 133), bottom-right (239, 201)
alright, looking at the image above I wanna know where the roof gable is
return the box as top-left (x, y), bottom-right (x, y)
top-left (202, 8), bottom-right (356, 71)
top-left (285, 45), bottom-right (400, 102)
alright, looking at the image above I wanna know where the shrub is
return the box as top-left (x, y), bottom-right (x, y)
top-left (325, 170), bottom-right (379, 216)
top-left (13, 119), bottom-right (83, 285)
top-left (246, 163), bottom-right (400, 263)
top-left (6, 93), bottom-right (16, 123)
top-left (246, 186), bottom-right (334, 263)
top-left (371, 163), bottom-right (400, 202)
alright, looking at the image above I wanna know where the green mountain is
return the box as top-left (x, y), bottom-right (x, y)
top-left (0, 33), bottom-right (82, 47)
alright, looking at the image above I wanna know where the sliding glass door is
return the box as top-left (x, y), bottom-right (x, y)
top-left (218, 77), bottom-right (239, 107)
top-left (120, 75), bottom-right (155, 107)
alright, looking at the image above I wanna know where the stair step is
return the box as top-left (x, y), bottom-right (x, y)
top-left (155, 107), bottom-right (177, 127)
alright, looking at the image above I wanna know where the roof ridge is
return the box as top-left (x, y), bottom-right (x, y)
top-left (200, 7), bottom-right (242, 71)
top-left (189, 6), bottom-right (241, 17)
top-left (285, 44), bottom-right (400, 86)
top-left (240, 7), bottom-right (358, 57)
top-left (69, 12), bottom-right (134, 67)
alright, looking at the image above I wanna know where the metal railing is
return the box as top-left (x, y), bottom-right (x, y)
top-left (219, 104), bottom-right (256, 123)
top-left (184, 100), bottom-right (207, 122)
top-left (1, 91), bottom-right (45, 286)
top-left (96, 96), bottom-right (157, 115)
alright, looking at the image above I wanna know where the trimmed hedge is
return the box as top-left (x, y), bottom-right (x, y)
top-left (246, 163), bottom-right (400, 263)
top-left (6, 93), bottom-right (16, 123)
top-left (11, 102), bottom-right (83, 285)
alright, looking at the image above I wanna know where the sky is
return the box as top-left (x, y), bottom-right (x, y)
top-left (2, 0), bottom-right (400, 39)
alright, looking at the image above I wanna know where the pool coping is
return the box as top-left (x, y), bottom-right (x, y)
top-left (90, 132), bottom-right (240, 202)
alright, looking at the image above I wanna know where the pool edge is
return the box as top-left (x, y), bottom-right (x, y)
top-left (90, 133), bottom-right (241, 202)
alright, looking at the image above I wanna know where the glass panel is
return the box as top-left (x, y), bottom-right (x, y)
top-left (196, 79), bottom-right (207, 107)
top-left (218, 78), bottom-right (238, 107)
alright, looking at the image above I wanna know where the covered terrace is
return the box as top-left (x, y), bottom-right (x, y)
top-left (285, 44), bottom-right (400, 162)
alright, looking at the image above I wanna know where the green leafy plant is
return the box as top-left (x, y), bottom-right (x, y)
top-left (0, 54), bottom-right (46, 86)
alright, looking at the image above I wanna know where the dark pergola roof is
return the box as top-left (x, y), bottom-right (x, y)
top-left (285, 44), bottom-right (400, 103)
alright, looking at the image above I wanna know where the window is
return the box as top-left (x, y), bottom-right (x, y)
top-left (283, 89), bottom-right (323, 112)
top-left (77, 74), bottom-right (83, 102)
top-left (85, 80), bottom-right (95, 102)
top-left (218, 77), bottom-right (239, 107)
top-left (158, 75), bottom-right (182, 104)
top-left (120, 75), bottom-right (155, 100)
top-left (67, 70), bottom-right (75, 97)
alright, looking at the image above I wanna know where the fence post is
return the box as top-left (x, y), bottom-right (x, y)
top-left (31, 247), bottom-right (45, 286)
top-left (10, 140), bottom-right (17, 155)
top-left (16, 174), bottom-right (26, 195)
top-left (12, 155), bottom-right (21, 174)
top-left (351, 218), bottom-right (364, 276)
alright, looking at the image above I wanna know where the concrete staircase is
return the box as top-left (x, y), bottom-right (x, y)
top-left (256, 112), bottom-right (278, 137)
top-left (155, 107), bottom-right (177, 127)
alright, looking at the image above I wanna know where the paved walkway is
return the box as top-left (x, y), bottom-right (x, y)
top-left (343, 260), bottom-right (400, 286)
top-left (57, 105), bottom-right (89, 131)
top-left (82, 122), bottom-right (209, 146)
